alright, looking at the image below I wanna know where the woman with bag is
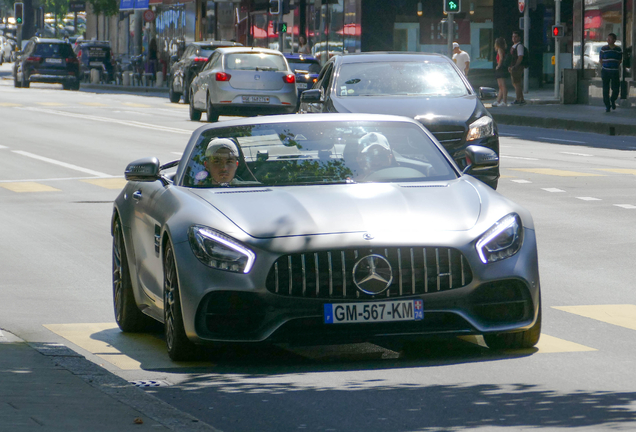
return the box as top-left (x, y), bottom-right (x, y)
top-left (492, 37), bottom-right (510, 107)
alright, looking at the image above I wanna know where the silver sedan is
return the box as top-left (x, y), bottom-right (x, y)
top-left (189, 47), bottom-right (298, 122)
top-left (112, 113), bottom-right (541, 361)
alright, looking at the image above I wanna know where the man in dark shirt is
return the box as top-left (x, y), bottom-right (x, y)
top-left (599, 33), bottom-right (622, 112)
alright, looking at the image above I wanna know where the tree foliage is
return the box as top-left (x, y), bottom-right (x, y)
top-left (88, 0), bottom-right (118, 16)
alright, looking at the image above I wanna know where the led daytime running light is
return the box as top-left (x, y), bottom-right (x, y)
top-left (193, 227), bottom-right (256, 273)
top-left (476, 214), bottom-right (522, 264)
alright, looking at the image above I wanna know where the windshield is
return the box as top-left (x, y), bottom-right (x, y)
top-left (35, 43), bottom-right (75, 57)
top-left (182, 121), bottom-right (457, 188)
top-left (288, 60), bottom-right (321, 74)
top-left (335, 61), bottom-right (469, 97)
top-left (225, 53), bottom-right (288, 71)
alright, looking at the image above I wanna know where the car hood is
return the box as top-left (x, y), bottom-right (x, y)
top-left (192, 180), bottom-right (481, 239)
top-left (331, 95), bottom-right (478, 124)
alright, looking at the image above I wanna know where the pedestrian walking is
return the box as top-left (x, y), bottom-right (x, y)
top-left (452, 42), bottom-right (470, 75)
top-left (493, 37), bottom-right (510, 107)
top-left (508, 31), bottom-right (526, 105)
top-left (599, 33), bottom-right (622, 112)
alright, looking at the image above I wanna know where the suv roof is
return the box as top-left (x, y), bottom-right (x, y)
top-left (77, 40), bottom-right (111, 46)
top-left (31, 37), bottom-right (70, 44)
top-left (191, 40), bottom-right (242, 47)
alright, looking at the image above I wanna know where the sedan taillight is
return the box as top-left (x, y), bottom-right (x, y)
top-left (66, 57), bottom-right (79, 64)
top-left (26, 56), bottom-right (42, 62)
top-left (216, 72), bottom-right (231, 81)
top-left (283, 74), bottom-right (296, 84)
top-left (194, 57), bottom-right (208, 62)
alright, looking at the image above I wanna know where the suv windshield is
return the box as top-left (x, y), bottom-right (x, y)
top-left (182, 121), bottom-right (456, 188)
top-left (335, 61), bottom-right (469, 97)
top-left (225, 53), bottom-right (287, 71)
top-left (35, 43), bottom-right (74, 57)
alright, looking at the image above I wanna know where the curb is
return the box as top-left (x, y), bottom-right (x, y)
top-left (491, 112), bottom-right (636, 136)
top-left (81, 83), bottom-right (169, 94)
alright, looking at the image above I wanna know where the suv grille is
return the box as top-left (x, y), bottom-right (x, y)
top-left (266, 247), bottom-right (473, 300)
top-left (421, 124), bottom-right (466, 154)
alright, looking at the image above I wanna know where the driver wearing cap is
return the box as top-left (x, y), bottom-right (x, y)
top-left (195, 138), bottom-right (241, 187)
top-left (355, 132), bottom-right (395, 180)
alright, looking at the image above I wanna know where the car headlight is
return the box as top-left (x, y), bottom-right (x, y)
top-left (476, 214), bottom-right (523, 264)
top-left (188, 226), bottom-right (255, 273)
top-left (467, 116), bottom-right (494, 141)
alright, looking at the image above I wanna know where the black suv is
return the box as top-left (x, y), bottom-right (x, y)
top-left (74, 41), bottom-right (115, 83)
top-left (14, 37), bottom-right (80, 90)
top-left (168, 40), bottom-right (242, 103)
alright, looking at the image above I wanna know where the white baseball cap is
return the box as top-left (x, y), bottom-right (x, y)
top-left (453, 42), bottom-right (460, 49)
top-left (205, 138), bottom-right (239, 158)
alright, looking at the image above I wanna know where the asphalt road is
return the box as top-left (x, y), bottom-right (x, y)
top-left (2, 73), bottom-right (636, 432)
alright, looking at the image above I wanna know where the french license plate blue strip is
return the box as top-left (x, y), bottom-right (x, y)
top-left (324, 299), bottom-right (424, 324)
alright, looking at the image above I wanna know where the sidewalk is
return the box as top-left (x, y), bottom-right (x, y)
top-left (0, 329), bottom-right (219, 432)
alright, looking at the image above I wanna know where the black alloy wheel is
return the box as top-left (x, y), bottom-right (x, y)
top-left (168, 78), bottom-right (181, 103)
top-left (183, 77), bottom-right (191, 104)
top-left (112, 218), bottom-right (154, 332)
top-left (206, 94), bottom-right (219, 123)
top-left (483, 296), bottom-right (542, 350)
top-left (189, 91), bottom-right (201, 121)
top-left (163, 242), bottom-right (197, 361)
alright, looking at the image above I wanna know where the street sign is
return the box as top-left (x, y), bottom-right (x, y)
top-left (143, 9), bottom-right (155, 22)
top-left (443, 0), bottom-right (460, 13)
top-left (518, 0), bottom-right (525, 13)
top-left (68, 1), bottom-right (86, 12)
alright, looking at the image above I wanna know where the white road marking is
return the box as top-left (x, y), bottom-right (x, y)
top-left (538, 137), bottom-right (587, 144)
top-left (0, 145), bottom-right (8, 149)
top-left (614, 204), bottom-right (636, 209)
top-left (576, 197), bottom-right (601, 201)
top-left (12, 151), bottom-right (113, 177)
top-left (499, 133), bottom-right (519, 137)
top-left (542, 188), bottom-right (565, 193)
top-left (500, 155), bottom-right (539, 161)
top-left (511, 179), bottom-right (532, 183)
top-left (0, 176), bottom-right (121, 183)
top-left (20, 107), bottom-right (191, 135)
top-left (560, 151), bottom-right (593, 157)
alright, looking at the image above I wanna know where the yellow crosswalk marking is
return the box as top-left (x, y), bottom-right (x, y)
top-left (553, 305), bottom-right (636, 330)
top-left (165, 103), bottom-right (188, 108)
top-left (44, 323), bottom-right (212, 370)
top-left (459, 334), bottom-right (596, 353)
top-left (510, 168), bottom-right (604, 177)
top-left (0, 103), bottom-right (21, 107)
top-left (123, 102), bottom-right (152, 108)
top-left (595, 169), bottom-right (636, 176)
top-left (37, 102), bottom-right (66, 106)
top-left (82, 178), bottom-right (127, 189)
top-left (0, 182), bottom-right (61, 193)
top-left (80, 102), bottom-right (108, 107)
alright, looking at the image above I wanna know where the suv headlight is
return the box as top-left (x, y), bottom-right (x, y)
top-left (188, 226), bottom-right (256, 273)
top-left (476, 214), bottom-right (523, 264)
top-left (467, 116), bottom-right (494, 141)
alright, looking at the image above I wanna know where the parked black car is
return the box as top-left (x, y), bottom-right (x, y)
top-left (74, 41), bottom-right (116, 83)
top-left (299, 52), bottom-right (499, 189)
top-left (13, 37), bottom-right (80, 90)
top-left (168, 40), bottom-right (242, 103)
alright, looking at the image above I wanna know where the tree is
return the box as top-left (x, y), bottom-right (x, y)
top-left (88, 0), bottom-right (118, 16)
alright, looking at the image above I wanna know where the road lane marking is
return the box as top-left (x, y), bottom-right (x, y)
top-left (0, 145), bottom-right (8, 149)
top-left (0, 103), bottom-right (21, 107)
top-left (460, 334), bottom-right (596, 353)
top-left (537, 137), bottom-right (587, 144)
top-left (576, 197), bottom-right (601, 201)
top-left (82, 178), bottom-right (128, 189)
top-left (80, 102), bottom-right (108, 107)
top-left (595, 168), bottom-right (636, 175)
top-left (0, 182), bottom-right (61, 192)
top-left (13, 151), bottom-right (112, 177)
top-left (614, 204), bottom-right (636, 209)
top-left (20, 107), bottom-right (191, 135)
top-left (560, 152), bottom-right (593, 156)
top-left (542, 188), bottom-right (565, 193)
top-left (123, 102), bottom-right (152, 108)
top-left (37, 102), bottom-right (66, 106)
top-left (500, 155), bottom-right (539, 161)
top-left (512, 168), bottom-right (604, 177)
top-left (511, 179), bottom-right (532, 184)
top-left (44, 323), bottom-right (213, 370)
top-left (553, 305), bottom-right (636, 331)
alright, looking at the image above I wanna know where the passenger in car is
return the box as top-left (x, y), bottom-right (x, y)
top-left (355, 132), bottom-right (395, 180)
top-left (196, 138), bottom-right (241, 186)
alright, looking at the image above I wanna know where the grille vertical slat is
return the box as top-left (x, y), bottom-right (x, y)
top-left (267, 246), bottom-right (472, 300)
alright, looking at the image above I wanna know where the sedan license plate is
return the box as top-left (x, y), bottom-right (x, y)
top-left (242, 96), bottom-right (269, 103)
top-left (324, 299), bottom-right (423, 324)
top-left (89, 61), bottom-right (103, 67)
top-left (296, 83), bottom-right (307, 89)
top-left (45, 58), bottom-right (62, 64)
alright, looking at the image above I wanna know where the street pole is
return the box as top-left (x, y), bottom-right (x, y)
top-left (523, 4), bottom-right (529, 94)
top-left (279, 24), bottom-right (284, 53)
top-left (447, 13), bottom-right (454, 58)
top-left (554, 0), bottom-right (561, 99)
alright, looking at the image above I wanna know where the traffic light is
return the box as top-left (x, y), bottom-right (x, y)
top-left (552, 24), bottom-right (564, 38)
top-left (278, 22), bottom-right (287, 33)
top-left (443, 0), bottom-right (460, 14)
top-left (14, 2), bottom-right (24, 25)
top-left (282, 0), bottom-right (290, 15)
top-left (269, 0), bottom-right (281, 14)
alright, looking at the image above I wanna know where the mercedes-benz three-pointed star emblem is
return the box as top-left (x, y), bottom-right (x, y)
top-left (352, 254), bottom-right (393, 295)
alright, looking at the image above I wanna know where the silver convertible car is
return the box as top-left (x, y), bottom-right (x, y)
top-left (112, 114), bottom-right (541, 361)
top-left (188, 47), bottom-right (298, 122)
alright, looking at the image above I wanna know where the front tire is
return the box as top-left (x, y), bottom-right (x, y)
top-left (164, 242), bottom-right (197, 361)
top-left (113, 218), bottom-right (154, 332)
top-left (169, 79), bottom-right (181, 103)
top-left (206, 95), bottom-right (219, 122)
top-left (189, 91), bottom-right (202, 121)
top-left (22, 74), bottom-right (29, 88)
top-left (484, 297), bottom-right (542, 350)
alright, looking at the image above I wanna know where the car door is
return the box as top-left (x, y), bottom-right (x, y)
top-left (173, 45), bottom-right (193, 93)
top-left (193, 52), bottom-right (220, 108)
top-left (15, 41), bottom-right (34, 80)
top-left (303, 61), bottom-right (334, 113)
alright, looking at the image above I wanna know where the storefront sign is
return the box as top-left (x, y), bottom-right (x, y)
top-left (68, 1), bottom-right (85, 12)
top-left (119, 0), bottom-right (149, 10)
top-left (518, 0), bottom-right (525, 13)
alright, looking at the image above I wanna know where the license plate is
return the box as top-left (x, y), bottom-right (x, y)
top-left (45, 58), bottom-right (62, 64)
top-left (242, 96), bottom-right (269, 103)
top-left (296, 83), bottom-right (307, 89)
top-left (89, 61), bottom-right (103, 67)
top-left (324, 299), bottom-right (424, 324)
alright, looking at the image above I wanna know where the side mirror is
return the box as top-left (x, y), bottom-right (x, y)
top-left (170, 55), bottom-right (178, 63)
top-left (125, 157), bottom-right (161, 182)
top-left (462, 145), bottom-right (499, 174)
top-left (479, 87), bottom-right (498, 101)
top-left (300, 88), bottom-right (323, 104)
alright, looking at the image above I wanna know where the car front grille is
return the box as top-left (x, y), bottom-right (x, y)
top-left (420, 124), bottom-right (466, 155)
top-left (265, 247), bottom-right (473, 300)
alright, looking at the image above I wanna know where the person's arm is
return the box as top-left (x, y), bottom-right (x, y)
top-left (465, 58), bottom-right (470, 74)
